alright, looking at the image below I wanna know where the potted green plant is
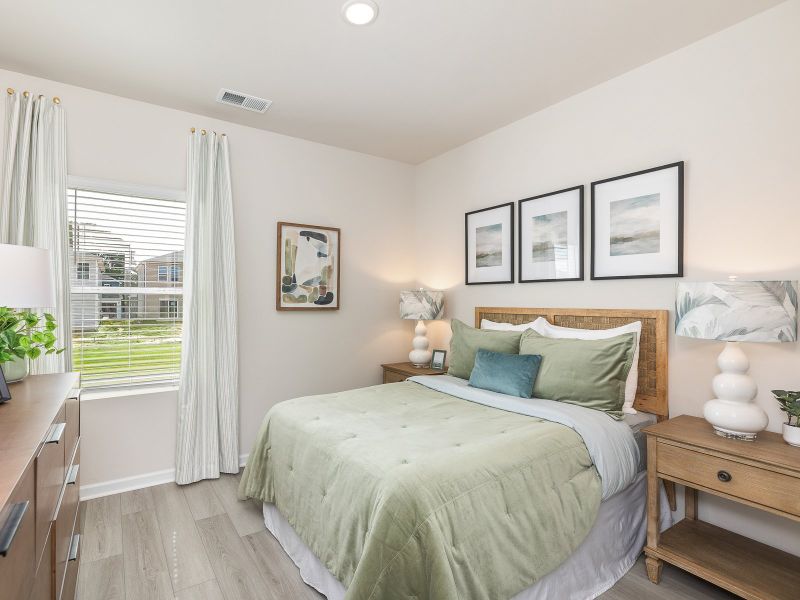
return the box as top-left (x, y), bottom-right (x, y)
top-left (771, 390), bottom-right (800, 447)
top-left (0, 307), bottom-right (64, 383)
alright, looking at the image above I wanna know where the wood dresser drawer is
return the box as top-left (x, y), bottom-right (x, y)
top-left (657, 440), bottom-right (800, 518)
top-left (35, 405), bottom-right (67, 566)
top-left (383, 370), bottom-right (408, 384)
top-left (0, 463), bottom-right (36, 600)
top-left (29, 527), bottom-right (53, 600)
top-left (64, 390), bottom-right (80, 468)
top-left (55, 442), bottom-right (80, 600)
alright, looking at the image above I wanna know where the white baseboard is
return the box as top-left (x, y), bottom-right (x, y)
top-left (80, 453), bottom-right (250, 500)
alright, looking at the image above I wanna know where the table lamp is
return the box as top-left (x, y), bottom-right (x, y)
top-left (400, 289), bottom-right (444, 367)
top-left (0, 244), bottom-right (56, 403)
top-left (675, 280), bottom-right (798, 440)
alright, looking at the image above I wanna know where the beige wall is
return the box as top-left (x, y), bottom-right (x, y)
top-left (0, 66), bottom-right (417, 489)
top-left (414, 1), bottom-right (800, 554)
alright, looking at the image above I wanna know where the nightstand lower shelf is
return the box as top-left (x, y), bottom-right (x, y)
top-left (645, 519), bottom-right (800, 600)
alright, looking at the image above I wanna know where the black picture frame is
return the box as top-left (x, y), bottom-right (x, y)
top-left (430, 349), bottom-right (447, 370)
top-left (518, 185), bottom-right (584, 283)
top-left (590, 161), bottom-right (684, 280)
top-left (464, 202), bottom-right (515, 285)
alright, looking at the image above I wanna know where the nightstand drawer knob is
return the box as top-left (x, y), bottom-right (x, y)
top-left (717, 470), bottom-right (732, 483)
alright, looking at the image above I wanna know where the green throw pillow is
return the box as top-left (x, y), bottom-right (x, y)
top-left (448, 319), bottom-right (522, 380)
top-left (519, 330), bottom-right (637, 419)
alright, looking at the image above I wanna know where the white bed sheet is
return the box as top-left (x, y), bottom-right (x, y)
top-left (262, 471), bottom-right (673, 600)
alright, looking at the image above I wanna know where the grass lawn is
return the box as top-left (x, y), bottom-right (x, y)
top-left (73, 320), bottom-right (182, 385)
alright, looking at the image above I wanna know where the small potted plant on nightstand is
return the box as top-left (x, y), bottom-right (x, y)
top-left (772, 390), bottom-right (800, 447)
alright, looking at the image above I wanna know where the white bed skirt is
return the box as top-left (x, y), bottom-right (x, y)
top-left (262, 471), bottom-right (673, 600)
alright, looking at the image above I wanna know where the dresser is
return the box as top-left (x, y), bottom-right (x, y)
top-left (644, 415), bottom-right (800, 599)
top-left (0, 373), bottom-right (82, 600)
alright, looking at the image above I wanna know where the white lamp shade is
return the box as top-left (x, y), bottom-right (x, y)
top-left (676, 281), bottom-right (797, 343)
top-left (400, 290), bottom-right (444, 321)
top-left (0, 244), bottom-right (56, 308)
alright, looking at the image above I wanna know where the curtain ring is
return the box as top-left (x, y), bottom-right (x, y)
top-left (190, 127), bottom-right (196, 133)
top-left (6, 88), bottom-right (14, 95)
top-left (53, 97), bottom-right (61, 105)
top-left (22, 90), bottom-right (30, 98)
top-left (201, 129), bottom-right (207, 135)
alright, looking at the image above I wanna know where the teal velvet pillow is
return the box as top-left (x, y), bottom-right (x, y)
top-left (448, 319), bottom-right (522, 379)
top-left (468, 349), bottom-right (542, 398)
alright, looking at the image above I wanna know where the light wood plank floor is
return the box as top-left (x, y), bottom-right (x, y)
top-left (78, 472), bottom-right (735, 600)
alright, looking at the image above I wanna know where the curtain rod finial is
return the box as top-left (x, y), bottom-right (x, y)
top-left (6, 87), bottom-right (14, 95)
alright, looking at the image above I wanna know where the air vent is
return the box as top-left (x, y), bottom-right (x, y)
top-left (216, 88), bottom-right (272, 113)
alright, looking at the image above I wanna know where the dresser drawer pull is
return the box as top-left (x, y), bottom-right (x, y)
top-left (67, 463), bottom-right (80, 485)
top-left (0, 500), bottom-right (29, 557)
top-left (45, 422), bottom-right (66, 444)
top-left (717, 470), bottom-right (732, 483)
top-left (68, 533), bottom-right (80, 561)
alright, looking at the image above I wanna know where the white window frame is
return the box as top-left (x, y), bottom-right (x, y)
top-left (67, 176), bottom-right (186, 395)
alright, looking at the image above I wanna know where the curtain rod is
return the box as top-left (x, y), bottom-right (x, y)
top-left (190, 128), bottom-right (226, 136)
top-left (6, 88), bottom-right (61, 104)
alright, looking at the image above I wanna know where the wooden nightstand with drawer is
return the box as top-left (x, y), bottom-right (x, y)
top-left (381, 362), bottom-right (445, 384)
top-left (643, 415), bottom-right (800, 599)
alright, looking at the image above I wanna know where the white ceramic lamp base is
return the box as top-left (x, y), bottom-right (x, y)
top-left (408, 320), bottom-right (432, 367)
top-left (703, 342), bottom-right (768, 441)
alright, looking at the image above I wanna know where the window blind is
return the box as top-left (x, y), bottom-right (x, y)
top-left (68, 186), bottom-right (186, 389)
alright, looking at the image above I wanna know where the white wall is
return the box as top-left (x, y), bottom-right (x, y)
top-left (414, 1), bottom-right (800, 555)
top-left (0, 67), bottom-right (417, 490)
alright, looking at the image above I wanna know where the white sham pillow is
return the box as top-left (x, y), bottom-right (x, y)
top-left (531, 319), bottom-right (642, 414)
top-left (480, 317), bottom-right (546, 332)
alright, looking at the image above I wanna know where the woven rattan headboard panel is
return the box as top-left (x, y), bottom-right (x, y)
top-left (475, 307), bottom-right (669, 418)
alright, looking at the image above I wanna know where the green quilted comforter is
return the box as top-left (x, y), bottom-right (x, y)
top-left (239, 381), bottom-right (602, 600)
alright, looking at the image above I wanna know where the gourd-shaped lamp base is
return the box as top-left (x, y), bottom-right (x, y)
top-left (408, 320), bottom-right (432, 367)
top-left (703, 342), bottom-right (768, 440)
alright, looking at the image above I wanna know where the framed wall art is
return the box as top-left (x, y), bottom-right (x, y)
top-left (465, 202), bottom-right (514, 285)
top-left (591, 162), bottom-right (684, 280)
top-left (518, 185), bottom-right (583, 283)
top-left (277, 222), bottom-right (340, 310)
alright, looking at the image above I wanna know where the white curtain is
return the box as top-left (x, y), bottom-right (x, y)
top-left (0, 91), bottom-right (70, 373)
top-left (175, 131), bottom-right (239, 484)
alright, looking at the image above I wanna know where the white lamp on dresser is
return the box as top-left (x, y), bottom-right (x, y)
top-left (675, 280), bottom-right (798, 440)
top-left (400, 289), bottom-right (444, 368)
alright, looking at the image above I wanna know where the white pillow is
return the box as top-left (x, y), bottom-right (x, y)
top-left (531, 319), bottom-right (642, 414)
top-left (480, 317), bottom-right (545, 332)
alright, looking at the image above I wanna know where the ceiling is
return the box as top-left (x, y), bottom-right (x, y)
top-left (0, 1), bottom-right (783, 164)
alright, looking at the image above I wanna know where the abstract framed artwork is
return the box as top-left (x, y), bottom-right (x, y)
top-left (518, 185), bottom-right (584, 283)
top-left (591, 162), bottom-right (684, 280)
top-left (277, 222), bottom-right (340, 310)
top-left (465, 202), bottom-right (514, 285)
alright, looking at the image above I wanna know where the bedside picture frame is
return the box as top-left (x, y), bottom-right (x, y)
top-left (430, 349), bottom-right (447, 370)
top-left (465, 202), bottom-right (514, 284)
top-left (277, 222), bottom-right (341, 310)
top-left (518, 185), bottom-right (584, 283)
top-left (591, 162), bottom-right (684, 280)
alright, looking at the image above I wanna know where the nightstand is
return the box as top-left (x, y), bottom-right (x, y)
top-left (643, 415), bottom-right (800, 599)
top-left (381, 362), bottom-right (445, 384)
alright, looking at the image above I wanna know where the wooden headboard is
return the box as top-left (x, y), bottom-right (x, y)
top-left (475, 307), bottom-right (669, 419)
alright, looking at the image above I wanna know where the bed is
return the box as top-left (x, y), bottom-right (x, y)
top-left (239, 307), bottom-right (672, 600)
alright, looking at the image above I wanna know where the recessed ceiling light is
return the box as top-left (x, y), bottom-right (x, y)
top-left (342, 0), bottom-right (379, 26)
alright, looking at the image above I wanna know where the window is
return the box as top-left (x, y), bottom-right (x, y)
top-left (68, 180), bottom-right (186, 389)
top-left (76, 262), bottom-right (90, 280)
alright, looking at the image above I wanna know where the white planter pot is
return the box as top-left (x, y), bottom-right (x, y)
top-left (1, 356), bottom-right (29, 383)
top-left (783, 423), bottom-right (800, 447)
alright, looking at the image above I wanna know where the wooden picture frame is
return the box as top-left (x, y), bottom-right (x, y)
top-left (465, 202), bottom-right (514, 285)
top-left (276, 222), bottom-right (341, 311)
top-left (591, 162), bottom-right (684, 280)
top-left (518, 185), bottom-right (584, 283)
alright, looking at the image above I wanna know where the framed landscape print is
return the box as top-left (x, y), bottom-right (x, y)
top-left (277, 222), bottom-right (340, 310)
top-left (591, 162), bottom-right (684, 280)
top-left (518, 185), bottom-right (583, 283)
top-left (465, 202), bottom-right (514, 285)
